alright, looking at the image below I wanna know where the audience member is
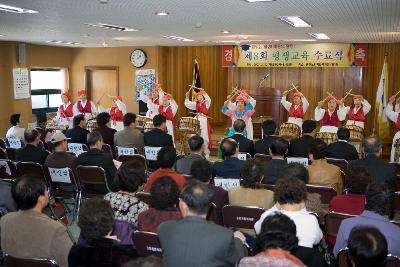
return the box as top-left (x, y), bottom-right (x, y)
top-left (114, 113), bottom-right (144, 154)
top-left (138, 176), bottom-right (181, 233)
top-left (77, 131), bottom-right (117, 193)
top-left (16, 128), bottom-right (49, 164)
top-left (307, 138), bottom-right (343, 193)
top-left (158, 180), bottom-right (245, 266)
top-left (0, 176), bottom-right (72, 267)
top-left (349, 136), bottom-right (396, 193)
top-left (212, 138), bottom-right (244, 178)
top-left (254, 119), bottom-right (277, 155)
top-left (255, 177), bottom-right (323, 248)
top-left (35, 112), bottom-right (51, 144)
top-left (326, 127), bottom-right (359, 162)
top-left (347, 227), bottom-right (388, 267)
top-left (6, 113), bottom-right (25, 140)
top-left (144, 147), bottom-right (185, 192)
top-left (334, 182), bottom-right (400, 257)
top-left (95, 112), bottom-right (117, 156)
top-left (176, 134), bottom-right (205, 175)
top-left (230, 119), bottom-right (254, 156)
top-left (66, 114), bottom-right (90, 144)
top-left (288, 120), bottom-right (317, 158)
top-left (69, 199), bottom-right (136, 267)
top-left (0, 180), bottom-right (16, 212)
top-left (329, 165), bottom-right (371, 215)
top-left (122, 256), bottom-right (164, 267)
top-left (104, 161), bottom-right (148, 225)
top-left (263, 137), bottom-right (288, 185)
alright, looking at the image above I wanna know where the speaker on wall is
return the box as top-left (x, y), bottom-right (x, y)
top-left (18, 43), bottom-right (26, 65)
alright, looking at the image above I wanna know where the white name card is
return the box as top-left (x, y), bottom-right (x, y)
top-left (67, 143), bottom-right (84, 154)
top-left (117, 146), bottom-right (136, 156)
top-left (214, 178), bottom-right (241, 190)
top-left (7, 138), bottom-right (22, 149)
top-left (238, 153), bottom-right (247, 161)
top-left (286, 157), bottom-right (309, 166)
top-left (145, 146), bottom-right (161, 161)
top-left (48, 167), bottom-right (72, 183)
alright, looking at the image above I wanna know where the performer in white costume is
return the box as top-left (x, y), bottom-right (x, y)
top-left (97, 95), bottom-right (127, 131)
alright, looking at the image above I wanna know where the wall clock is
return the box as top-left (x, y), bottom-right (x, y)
top-left (130, 49), bottom-right (147, 68)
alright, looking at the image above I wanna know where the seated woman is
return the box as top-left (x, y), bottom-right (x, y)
top-left (69, 199), bottom-right (137, 267)
top-left (329, 165), bottom-right (371, 215)
top-left (138, 176), bottom-right (181, 233)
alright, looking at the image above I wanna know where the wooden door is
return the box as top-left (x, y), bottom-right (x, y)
top-left (85, 67), bottom-right (119, 108)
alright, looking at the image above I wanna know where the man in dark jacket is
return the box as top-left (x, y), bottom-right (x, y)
top-left (66, 114), bottom-right (89, 144)
top-left (16, 129), bottom-right (49, 165)
top-left (326, 127), bottom-right (359, 162)
top-left (94, 112), bottom-right (116, 157)
top-left (288, 120), bottom-right (317, 158)
top-left (254, 119), bottom-right (277, 155)
top-left (212, 138), bottom-right (244, 178)
top-left (230, 119), bottom-right (254, 156)
top-left (263, 137), bottom-right (288, 185)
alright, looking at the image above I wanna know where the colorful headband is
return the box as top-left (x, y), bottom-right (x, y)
top-left (78, 89), bottom-right (86, 96)
top-left (293, 92), bottom-right (302, 98)
top-left (116, 96), bottom-right (123, 101)
top-left (62, 92), bottom-right (71, 99)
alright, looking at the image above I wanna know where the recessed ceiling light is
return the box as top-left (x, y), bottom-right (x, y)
top-left (85, 23), bottom-right (139, 32)
top-left (155, 11), bottom-right (169, 16)
top-left (221, 30), bottom-right (231, 34)
top-left (278, 16), bottom-right (311, 27)
top-left (0, 3), bottom-right (38, 13)
top-left (47, 40), bottom-right (82, 45)
top-left (163, 35), bottom-right (194, 42)
top-left (244, 0), bottom-right (276, 2)
top-left (308, 33), bottom-right (330, 39)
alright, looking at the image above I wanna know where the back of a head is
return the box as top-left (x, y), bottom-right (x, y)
top-left (11, 175), bottom-right (46, 210)
top-left (269, 137), bottom-right (289, 156)
top-left (258, 213), bottom-right (298, 251)
top-left (78, 198), bottom-right (115, 240)
top-left (153, 114), bottom-right (166, 127)
top-left (220, 138), bottom-right (238, 158)
top-left (123, 112), bottom-right (137, 127)
top-left (96, 112), bottom-right (111, 127)
top-left (365, 182), bottom-right (392, 216)
top-left (363, 136), bottom-right (382, 155)
top-left (180, 179), bottom-right (214, 215)
top-left (309, 138), bottom-right (328, 159)
top-left (282, 163), bottom-right (309, 183)
top-left (233, 119), bottom-right (246, 133)
top-left (122, 256), bottom-right (164, 267)
top-left (73, 114), bottom-right (85, 127)
top-left (274, 177), bottom-right (307, 205)
top-left (188, 134), bottom-right (204, 152)
top-left (115, 161), bottom-right (145, 192)
top-left (337, 127), bottom-right (350, 141)
top-left (10, 114), bottom-right (21, 126)
top-left (87, 131), bottom-right (103, 147)
top-left (346, 165), bottom-right (372, 194)
top-left (262, 120), bottom-right (276, 136)
top-left (157, 146), bottom-right (176, 168)
top-left (35, 112), bottom-right (47, 125)
top-left (240, 158), bottom-right (264, 188)
top-left (24, 129), bottom-right (39, 143)
top-left (302, 120), bottom-right (317, 134)
top-left (190, 159), bottom-right (212, 183)
top-left (150, 176), bottom-right (180, 210)
top-left (348, 226), bottom-right (388, 267)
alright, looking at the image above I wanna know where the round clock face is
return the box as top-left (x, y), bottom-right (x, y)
top-left (130, 49), bottom-right (147, 68)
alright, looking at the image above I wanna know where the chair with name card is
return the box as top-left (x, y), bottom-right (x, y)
top-left (76, 165), bottom-right (110, 195)
top-left (6, 138), bottom-right (23, 149)
top-left (135, 191), bottom-right (151, 206)
top-left (132, 231), bottom-right (163, 257)
top-left (325, 211), bottom-right (354, 247)
top-left (286, 157), bottom-right (310, 166)
top-left (238, 153), bottom-right (251, 161)
top-left (101, 144), bottom-right (114, 158)
top-left (67, 143), bottom-right (88, 155)
top-left (4, 254), bottom-right (59, 267)
top-left (213, 178), bottom-right (241, 191)
top-left (116, 146), bottom-right (138, 158)
top-left (222, 205), bottom-right (265, 229)
top-left (0, 159), bottom-right (17, 180)
top-left (254, 154), bottom-right (272, 165)
top-left (16, 161), bottom-right (47, 184)
top-left (117, 154), bottom-right (147, 168)
top-left (144, 146), bottom-right (162, 171)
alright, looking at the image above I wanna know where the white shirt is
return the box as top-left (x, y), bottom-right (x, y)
top-left (254, 205), bottom-right (323, 248)
top-left (73, 100), bottom-right (97, 120)
top-left (5, 125), bottom-right (25, 140)
top-left (281, 95), bottom-right (309, 127)
top-left (314, 107), bottom-right (346, 122)
top-left (97, 99), bottom-right (127, 115)
top-left (339, 99), bottom-right (371, 128)
top-left (386, 103), bottom-right (399, 124)
top-left (184, 93), bottom-right (211, 111)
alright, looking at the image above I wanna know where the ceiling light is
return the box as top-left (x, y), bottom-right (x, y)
top-left (0, 3), bottom-right (38, 13)
top-left (85, 23), bottom-right (138, 32)
top-left (163, 35), bottom-right (194, 42)
top-left (221, 30), bottom-right (231, 34)
top-left (47, 40), bottom-right (82, 45)
top-left (244, 0), bottom-right (276, 2)
top-left (308, 33), bottom-right (330, 39)
top-left (278, 16), bottom-right (311, 27)
top-left (155, 11), bottom-right (169, 16)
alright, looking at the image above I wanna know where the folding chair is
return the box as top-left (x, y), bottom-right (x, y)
top-left (206, 202), bottom-right (219, 224)
top-left (337, 249), bottom-right (352, 267)
top-left (214, 178), bottom-right (241, 191)
top-left (101, 144), bottom-right (113, 158)
top-left (326, 158), bottom-right (349, 175)
top-left (4, 254), bottom-right (58, 267)
top-left (390, 163), bottom-right (400, 191)
top-left (306, 184), bottom-right (337, 206)
top-left (67, 143), bottom-right (88, 155)
top-left (46, 141), bottom-right (55, 152)
top-left (386, 255), bottom-right (400, 267)
top-left (76, 165), bottom-right (110, 194)
top-left (117, 154), bottom-right (146, 168)
top-left (254, 154), bottom-right (272, 165)
top-left (325, 211), bottom-right (354, 247)
top-left (222, 205), bottom-right (265, 229)
top-left (144, 146), bottom-right (162, 171)
top-left (136, 191), bottom-right (151, 206)
top-left (115, 146), bottom-right (138, 157)
top-left (286, 157), bottom-right (310, 166)
top-left (0, 138), bottom-right (6, 149)
top-left (5, 148), bottom-right (17, 161)
top-left (132, 231), bottom-right (163, 257)
top-left (0, 159), bottom-right (17, 180)
top-left (395, 191), bottom-right (400, 211)
top-left (16, 162), bottom-right (47, 183)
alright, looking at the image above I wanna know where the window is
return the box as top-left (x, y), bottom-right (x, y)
top-left (30, 68), bottom-right (68, 114)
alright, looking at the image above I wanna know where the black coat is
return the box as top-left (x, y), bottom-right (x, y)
top-left (212, 157), bottom-right (244, 179)
top-left (15, 144), bottom-right (49, 165)
top-left (254, 135), bottom-right (276, 155)
top-left (262, 158), bottom-right (287, 185)
top-left (288, 135), bottom-right (316, 158)
top-left (66, 126), bottom-right (90, 144)
top-left (144, 128), bottom-right (174, 170)
top-left (230, 134), bottom-right (255, 156)
top-left (326, 140), bottom-right (359, 162)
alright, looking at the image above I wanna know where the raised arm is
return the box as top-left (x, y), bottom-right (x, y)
top-left (204, 92), bottom-right (211, 109)
top-left (314, 105), bottom-right (325, 122)
top-left (362, 98), bottom-right (371, 115)
top-left (301, 94), bottom-right (309, 112)
top-left (170, 98), bottom-right (178, 116)
top-left (115, 99), bottom-right (127, 114)
top-left (280, 91), bottom-right (292, 111)
top-left (386, 97), bottom-right (399, 122)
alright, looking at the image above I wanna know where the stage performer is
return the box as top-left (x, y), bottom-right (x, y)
top-left (314, 95), bottom-right (345, 133)
top-left (385, 95), bottom-right (400, 162)
top-left (53, 92), bottom-right (74, 128)
top-left (97, 95), bottom-right (127, 131)
top-left (73, 89), bottom-right (97, 121)
top-left (281, 90), bottom-right (309, 128)
top-left (184, 88), bottom-right (212, 158)
top-left (222, 95), bottom-right (255, 138)
top-left (338, 95), bottom-right (371, 129)
top-left (139, 83), bottom-right (165, 119)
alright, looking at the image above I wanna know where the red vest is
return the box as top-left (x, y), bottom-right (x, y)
top-left (196, 101), bottom-right (209, 115)
top-left (60, 103), bottom-right (73, 118)
top-left (110, 107), bottom-right (123, 122)
top-left (77, 101), bottom-right (92, 113)
top-left (396, 115), bottom-right (400, 131)
top-left (348, 106), bottom-right (365, 122)
top-left (158, 105), bottom-right (174, 121)
top-left (289, 105), bottom-right (304, 119)
top-left (321, 110), bottom-right (339, 127)
top-left (153, 98), bottom-right (159, 105)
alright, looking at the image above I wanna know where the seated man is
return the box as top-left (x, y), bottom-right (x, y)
top-left (0, 175), bottom-right (72, 267)
top-left (326, 127), bottom-right (359, 162)
top-left (66, 114), bottom-right (90, 144)
top-left (77, 131), bottom-right (117, 193)
top-left (6, 113), bottom-right (25, 140)
top-left (114, 113), bottom-right (144, 154)
top-left (307, 138), bottom-right (343, 193)
top-left (35, 112), bottom-right (52, 144)
top-left (288, 120), bottom-right (317, 158)
top-left (254, 119), bottom-right (277, 155)
top-left (94, 112), bottom-right (116, 156)
top-left (158, 180), bottom-right (245, 267)
top-left (176, 134), bottom-right (205, 175)
top-left (16, 129), bottom-right (49, 165)
top-left (144, 146), bottom-right (185, 192)
top-left (230, 119), bottom-right (254, 156)
top-left (263, 137), bottom-right (288, 185)
top-left (334, 182), bottom-right (400, 257)
top-left (212, 138), bottom-right (244, 179)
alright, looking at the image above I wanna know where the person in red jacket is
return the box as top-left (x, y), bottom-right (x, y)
top-left (339, 94), bottom-right (371, 129)
top-left (73, 89), bottom-right (97, 121)
top-left (97, 95), bottom-right (127, 131)
top-left (314, 95), bottom-right (346, 133)
top-left (54, 92), bottom-right (74, 128)
top-left (149, 94), bottom-right (178, 144)
top-left (281, 90), bottom-right (309, 128)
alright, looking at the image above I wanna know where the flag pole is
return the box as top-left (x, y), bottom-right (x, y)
top-left (373, 55), bottom-right (387, 135)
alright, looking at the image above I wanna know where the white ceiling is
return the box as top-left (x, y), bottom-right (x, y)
top-left (0, 0), bottom-right (399, 47)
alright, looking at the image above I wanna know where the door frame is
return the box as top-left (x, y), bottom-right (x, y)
top-left (84, 66), bottom-right (120, 99)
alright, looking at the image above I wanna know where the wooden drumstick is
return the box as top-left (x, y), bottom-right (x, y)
top-left (342, 89), bottom-right (353, 100)
top-left (189, 111), bottom-right (212, 119)
top-left (392, 90), bottom-right (400, 98)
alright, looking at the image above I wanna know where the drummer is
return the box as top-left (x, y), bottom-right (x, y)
top-left (314, 95), bottom-right (346, 133)
top-left (281, 90), bottom-right (309, 128)
top-left (385, 95), bottom-right (400, 162)
top-left (53, 92), bottom-right (74, 128)
top-left (140, 83), bottom-right (165, 119)
top-left (73, 89), bottom-right (97, 121)
top-left (338, 94), bottom-right (371, 129)
top-left (222, 95), bottom-right (255, 138)
top-left (97, 95), bottom-right (127, 131)
top-left (184, 88), bottom-right (212, 158)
